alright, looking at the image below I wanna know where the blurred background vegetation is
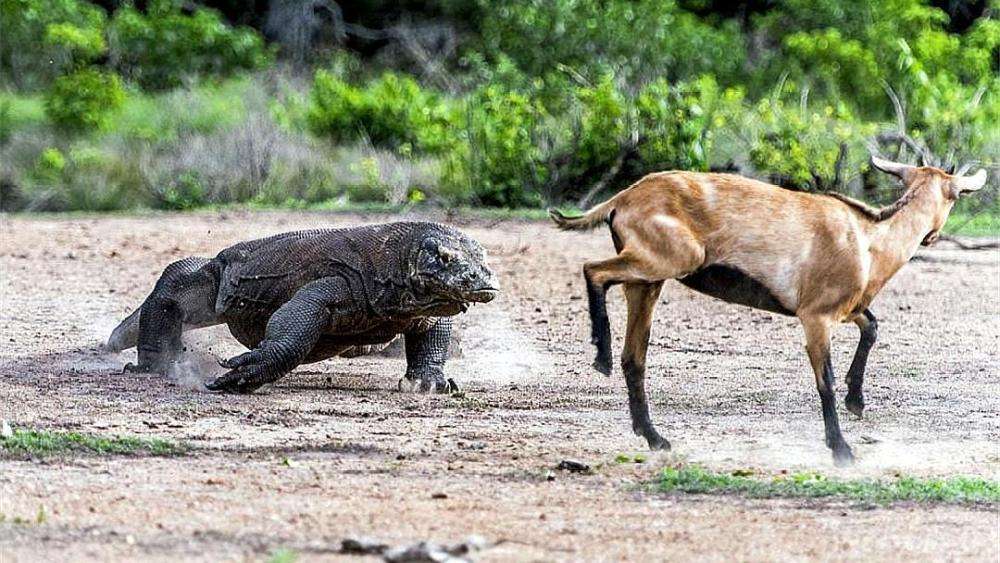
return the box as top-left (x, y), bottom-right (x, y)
top-left (0, 0), bottom-right (997, 233)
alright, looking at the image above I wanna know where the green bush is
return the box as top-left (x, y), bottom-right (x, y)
top-left (746, 94), bottom-right (872, 191)
top-left (108, 4), bottom-right (271, 90)
top-left (33, 147), bottom-right (68, 184)
top-left (18, 144), bottom-right (150, 211)
top-left (307, 71), bottom-right (457, 155)
top-left (444, 84), bottom-right (546, 207)
top-left (44, 68), bottom-right (125, 131)
top-left (636, 76), bottom-right (739, 172)
top-left (45, 20), bottom-right (106, 63)
top-left (0, 0), bottom-right (107, 88)
top-left (158, 171), bottom-right (207, 210)
top-left (574, 74), bottom-right (628, 176)
top-left (477, 0), bottom-right (746, 86)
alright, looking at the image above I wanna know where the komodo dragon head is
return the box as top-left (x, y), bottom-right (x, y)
top-left (407, 227), bottom-right (498, 315)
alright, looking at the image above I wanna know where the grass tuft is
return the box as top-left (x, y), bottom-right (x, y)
top-left (943, 212), bottom-right (1000, 237)
top-left (0, 428), bottom-right (186, 458)
top-left (267, 548), bottom-right (299, 563)
top-left (657, 465), bottom-right (1000, 505)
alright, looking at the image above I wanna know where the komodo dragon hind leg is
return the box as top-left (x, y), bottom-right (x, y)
top-left (401, 317), bottom-right (455, 394)
top-left (125, 257), bottom-right (220, 375)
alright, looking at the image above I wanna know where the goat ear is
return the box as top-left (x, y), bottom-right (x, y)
top-left (870, 155), bottom-right (914, 180)
top-left (951, 169), bottom-right (988, 195)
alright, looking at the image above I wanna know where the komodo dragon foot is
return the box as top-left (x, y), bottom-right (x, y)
top-left (204, 351), bottom-right (277, 394)
top-left (398, 370), bottom-right (458, 394)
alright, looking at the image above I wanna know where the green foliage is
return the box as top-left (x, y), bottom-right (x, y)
top-left (44, 68), bottom-right (125, 131)
top-left (574, 74), bottom-right (628, 176)
top-left (658, 465), bottom-right (1000, 505)
top-left (783, 28), bottom-right (882, 109)
top-left (45, 21), bottom-right (107, 63)
top-left (0, 427), bottom-right (185, 457)
top-left (159, 171), bottom-right (207, 210)
top-left (746, 93), bottom-right (873, 191)
top-left (115, 78), bottom-right (250, 142)
top-left (33, 147), bottom-right (67, 183)
top-left (0, 0), bottom-right (107, 88)
top-left (445, 84), bottom-right (546, 207)
top-left (308, 71), bottom-right (457, 154)
top-left (908, 76), bottom-right (1000, 164)
top-left (477, 0), bottom-right (746, 86)
top-left (0, 101), bottom-right (11, 146)
top-left (637, 76), bottom-right (739, 172)
top-left (266, 548), bottom-right (299, 563)
top-left (108, 4), bottom-right (271, 90)
top-left (2, 0), bottom-right (997, 213)
top-left (944, 210), bottom-right (1000, 237)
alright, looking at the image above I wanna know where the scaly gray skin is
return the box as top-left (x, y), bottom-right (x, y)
top-left (106, 222), bottom-right (498, 394)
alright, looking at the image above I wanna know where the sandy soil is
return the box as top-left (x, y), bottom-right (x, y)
top-left (1, 211), bottom-right (997, 562)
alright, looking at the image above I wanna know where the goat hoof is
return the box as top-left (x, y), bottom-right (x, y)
top-left (832, 445), bottom-right (855, 467)
top-left (845, 396), bottom-right (865, 418)
top-left (647, 435), bottom-right (671, 451)
top-left (592, 358), bottom-right (611, 376)
top-left (636, 426), bottom-right (671, 451)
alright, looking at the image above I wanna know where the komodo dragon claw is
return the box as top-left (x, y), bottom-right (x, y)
top-left (205, 372), bottom-right (264, 394)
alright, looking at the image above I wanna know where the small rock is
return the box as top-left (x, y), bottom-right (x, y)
top-left (383, 541), bottom-right (455, 563)
top-left (859, 435), bottom-right (881, 444)
top-left (556, 459), bottom-right (590, 473)
top-left (1, 420), bottom-right (13, 438)
top-left (341, 537), bottom-right (389, 555)
top-left (431, 492), bottom-right (448, 499)
top-left (383, 536), bottom-right (488, 563)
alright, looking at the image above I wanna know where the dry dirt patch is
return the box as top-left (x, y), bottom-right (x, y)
top-left (1, 211), bottom-right (997, 561)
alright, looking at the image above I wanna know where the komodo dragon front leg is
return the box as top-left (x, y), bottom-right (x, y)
top-left (206, 277), bottom-right (353, 394)
top-left (402, 317), bottom-right (455, 393)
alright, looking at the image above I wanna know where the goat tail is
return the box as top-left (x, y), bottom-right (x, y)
top-left (547, 198), bottom-right (616, 231)
top-left (106, 307), bottom-right (140, 352)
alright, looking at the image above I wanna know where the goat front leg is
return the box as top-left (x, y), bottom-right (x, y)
top-left (845, 309), bottom-right (877, 418)
top-left (802, 317), bottom-right (854, 466)
top-left (622, 281), bottom-right (668, 450)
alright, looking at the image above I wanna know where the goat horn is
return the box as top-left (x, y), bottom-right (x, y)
top-left (870, 155), bottom-right (913, 179)
top-left (952, 169), bottom-right (988, 194)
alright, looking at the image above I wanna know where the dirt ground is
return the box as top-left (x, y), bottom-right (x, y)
top-left (1, 211), bottom-right (997, 562)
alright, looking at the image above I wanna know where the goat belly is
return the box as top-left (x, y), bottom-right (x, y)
top-left (678, 265), bottom-right (795, 316)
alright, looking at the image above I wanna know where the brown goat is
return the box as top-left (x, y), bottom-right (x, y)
top-left (550, 157), bottom-right (988, 465)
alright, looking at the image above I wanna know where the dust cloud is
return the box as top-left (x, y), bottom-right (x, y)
top-left (456, 303), bottom-right (549, 385)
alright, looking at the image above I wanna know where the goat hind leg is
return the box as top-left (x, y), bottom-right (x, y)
top-left (584, 262), bottom-right (615, 375)
top-left (583, 254), bottom-right (649, 375)
top-left (622, 281), bottom-right (668, 450)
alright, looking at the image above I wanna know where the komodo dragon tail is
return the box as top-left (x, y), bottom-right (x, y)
top-left (106, 308), bottom-right (140, 352)
top-left (547, 197), bottom-right (617, 231)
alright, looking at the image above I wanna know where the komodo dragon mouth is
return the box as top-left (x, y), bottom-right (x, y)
top-left (420, 287), bottom-right (497, 314)
top-left (465, 288), bottom-right (498, 303)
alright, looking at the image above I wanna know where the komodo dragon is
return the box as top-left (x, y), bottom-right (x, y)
top-left (106, 222), bottom-right (498, 394)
